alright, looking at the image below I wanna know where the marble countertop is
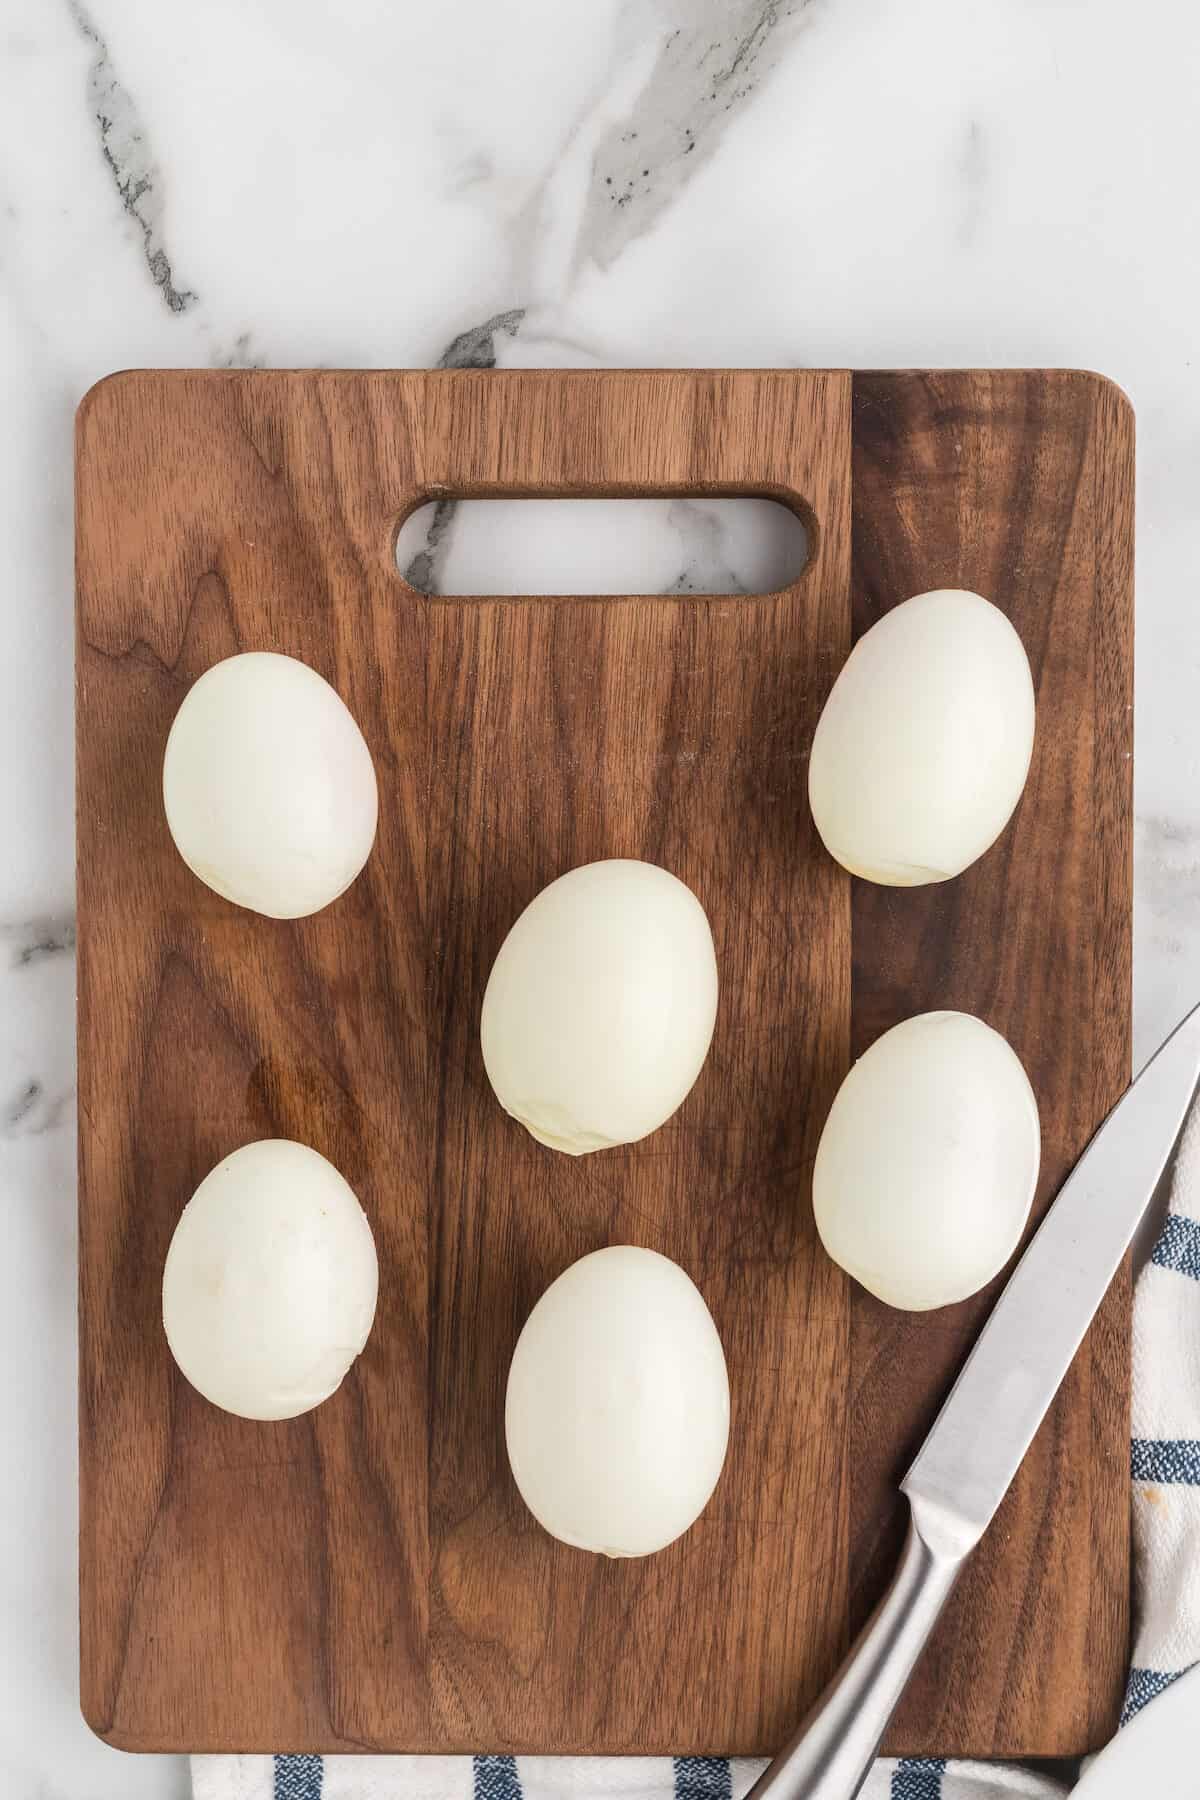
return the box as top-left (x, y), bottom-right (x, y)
top-left (3, 2), bottom-right (1198, 1795)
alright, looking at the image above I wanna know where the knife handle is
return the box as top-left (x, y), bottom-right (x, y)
top-left (744, 1495), bottom-right (968, 1800)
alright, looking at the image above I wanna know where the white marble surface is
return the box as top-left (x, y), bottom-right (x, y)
top-left (2, 1), bottom-right (1199, 1794)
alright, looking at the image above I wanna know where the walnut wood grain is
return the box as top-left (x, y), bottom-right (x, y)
top-left (76, 366), bottom-right (1132, 1759)
top-left (851, 370), bottom-right (1134, 1756)
top-left (76, 369), bottom-right (852, 1755)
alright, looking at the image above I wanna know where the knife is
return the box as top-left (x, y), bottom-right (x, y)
top-left (747, 999), bottom-right (1200, 1800)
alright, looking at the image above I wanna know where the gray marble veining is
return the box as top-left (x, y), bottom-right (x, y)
top-left (69, 0), bottom-right (197, 313)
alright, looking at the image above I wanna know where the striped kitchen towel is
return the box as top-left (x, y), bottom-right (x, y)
top-left (1125, 1087), bottom-right (1200, 1722)
top-left (194, 1090), bottom-right (1200, 1800)
top-left (193, 1753), bottom-right (1068, 1800)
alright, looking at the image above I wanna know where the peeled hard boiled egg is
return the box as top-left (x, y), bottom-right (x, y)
top-left (808, 589), bottom-right (1035, 885)
top-left (163, 651), bottom-right (378, 918)
top-left (813, 1011), bottom-right (1040, 1311)
top-left (480, 859), bottom-right (718, 1154)
top-left (505, 1246), bottom-right (730, 1556)
top-left (162, 1139), bottom-right (378, 1420)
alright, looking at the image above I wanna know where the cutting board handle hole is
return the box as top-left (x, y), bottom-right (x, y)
top-left (394, 496), bottom-right (810, 597)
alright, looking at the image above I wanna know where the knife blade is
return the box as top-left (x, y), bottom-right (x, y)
top-left (747, 998), bottom-right (1200, 1800)
top-left (902, 995), bottom-right (1200, 1550)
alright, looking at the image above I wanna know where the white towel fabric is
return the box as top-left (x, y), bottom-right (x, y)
top-left (194, 1090), bottom-right (1200, 1800)
top-left (193, 1754), bottom-right (1065, 1800)
top-left (1125, 1094), bottom-right (1200, 1718)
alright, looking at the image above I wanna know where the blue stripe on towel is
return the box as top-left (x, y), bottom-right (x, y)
top-left (475, 1756), bottom-right (522, 1800)
top-left (1131, 1438), bottom-right (1200, 1483)
top-left (1150, 1212), bottom-right (1200, 1280)
top-left (1120, 1665), bottom-right (1192, 1724)
top-left (674, 1759), bottom-right (732, 1800)
top-left (891, 1759), bottom-right (947, 1800)
top-left (274, 1757), bottom-right (323, 1800)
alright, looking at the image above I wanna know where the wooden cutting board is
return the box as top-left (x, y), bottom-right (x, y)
top-left (75, 368), bottom-right (1133, 1759)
